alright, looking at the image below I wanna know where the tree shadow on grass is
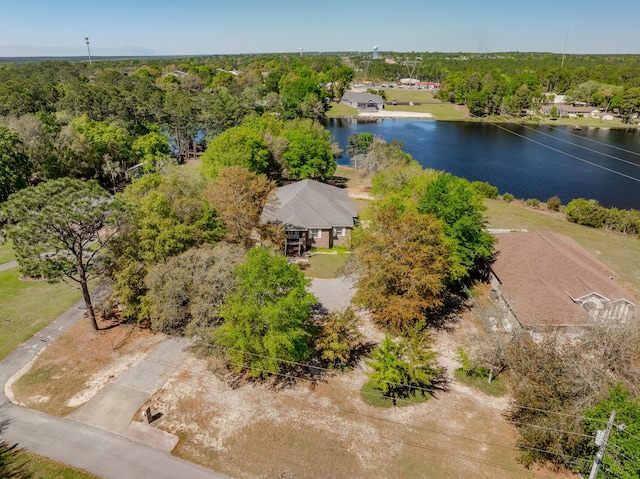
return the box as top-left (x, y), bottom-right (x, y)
top-left (0, 419), bottom-right (33, 479)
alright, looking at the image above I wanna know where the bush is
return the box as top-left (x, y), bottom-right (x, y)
top-left (566, 198), bottom-right (606, 228)
top-left (546, 195), bottom-right (561, 211)
top-left (502, 193), bottom-right (514, 203)
top-left (471, 181), bottom-right (499, 199)
top-left (525, 198), bottom-right (540, 208)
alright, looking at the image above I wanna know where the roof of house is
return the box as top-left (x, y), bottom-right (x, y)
top-left (341, 91), bottom-right (384, 104)
top-left (262, 179), bottom-right (357, 230)
top-left (491, 231), bottom-right (635, 327)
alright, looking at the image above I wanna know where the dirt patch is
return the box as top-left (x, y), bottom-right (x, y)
top-left (13, 303), bottom-right (568, 478)
top-left (142, 311), bottom-right (564, 479)
top-left (12, 317), bottom-right (163, 416)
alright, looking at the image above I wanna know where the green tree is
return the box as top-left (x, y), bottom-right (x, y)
top-left (402, 322), bottom-right (441, 394)
top-left (366, 332), bottom-right (439, 404)
top-left (279, 75), bottom-right (323, 119)
top-left (201, 125), bottom-right (272, 179)
top-left (2, 179), bottom-right (124, 330)
top-left (132, 130), bottom-right (171, 172)
top-left (352, 204), bottom-right (449, 331)
top-left (578, 383), bottom-right (640, 479)
top-left (417, 173), bottom-right (495, 284)
top-left (281, 119), bottom-right (337, 180)
top-left (107, 171), bottom-right (223, 322)
top-left (0, 125), bottom-right (31, 202)
top-left (565, 198), bottom-right (606, 228)
top-left (315, 307), bottom-right (364, 370)
top-left (70, 115), bottom-right (133, 190)
top-left (366, 336), bottom-right (410, 402)
top-left (145, 243), bottom-right (245, 336)
top-left (214, 247), bottom-right (317, 378)
top-left (346, 132), bottom-right (374, 157)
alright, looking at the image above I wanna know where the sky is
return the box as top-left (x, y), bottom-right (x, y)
top-left (1, 0), bottom-right (639, 57)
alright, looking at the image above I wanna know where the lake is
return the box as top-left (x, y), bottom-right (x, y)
top-left (325, 119), bottom-right (640, 210)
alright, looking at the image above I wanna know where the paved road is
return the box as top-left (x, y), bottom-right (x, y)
top-left (0, 260), bottom-right (18, 272)
top-left (0, 297), bottom-right (230, 479)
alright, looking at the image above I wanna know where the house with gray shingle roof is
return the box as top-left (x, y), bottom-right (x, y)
top-left (262, 179), bottom-right (358, 255)
top-left (341, 91), bottom-right (384, 111)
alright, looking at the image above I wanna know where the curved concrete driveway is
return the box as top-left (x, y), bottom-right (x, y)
top-left (0, 296), bottom-right (230, 479)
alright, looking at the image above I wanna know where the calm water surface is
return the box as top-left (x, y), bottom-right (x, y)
top-left (325, 119), bottom-right (640, 210)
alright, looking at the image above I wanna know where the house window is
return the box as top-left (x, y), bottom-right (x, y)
top-left (309, 228), bottom-right (322, 239)
top-left (333, 227), bottom-right (346, 237)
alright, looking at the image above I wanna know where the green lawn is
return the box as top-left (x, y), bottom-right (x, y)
top-left (383, 89), bottom-right (438, 103)
top-left (485, 199), bottom-right (640, 294)
top-left (380, 90), bottom-right (466, 121)
top-left (0, 239), bottom-right (15, 264)
top-left (0, 267), bottom-right (83, 360)
top-left (326, 102), bottom-right (358, 118)
top-left (304, 252), bottom-right (349, 279)
top-left (1, 445), bottom-right (99, 479)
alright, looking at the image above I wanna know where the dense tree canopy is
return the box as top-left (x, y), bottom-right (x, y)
top-left (106, 170), bottom-right (223, 322)
top-left (417, 173), bottom-right (495, 284)
top-left (0, 125), bottom-right (30, 202)
top-left (145, 243), bottom-right (245, 336)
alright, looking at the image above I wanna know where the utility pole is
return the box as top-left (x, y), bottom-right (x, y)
top-left (85, 37), bottom-right (92, 66)
top-left (561, 29), bottom-right (569, 68)
top-left (589, 410), bottom-right (616, 479)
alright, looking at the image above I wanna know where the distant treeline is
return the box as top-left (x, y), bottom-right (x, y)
top-left (353, 51), bottom-right (640, 121)
top-left (0, 54), bottom-right (354, 201)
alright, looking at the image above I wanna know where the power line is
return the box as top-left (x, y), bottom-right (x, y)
top-left (518, 123), bottom-right (640, 168)
top-left (21, 322), bottom-right (617, 476)
top-left (41, 316), bottom-right (613, 442)
top-left (488, 122), bottom-right (640, 183)
top-left (43, 324), bottom-right (601, 444)
top-left (512, 404), bottom-right (610, 425)
top-left (547, 124), bottom-right (640, 158)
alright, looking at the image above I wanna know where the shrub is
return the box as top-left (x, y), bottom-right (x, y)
top-left (502, 193), bottom-right (514, 203)
top-left (471, 181), bottom-right (499, 199)
top-left (525, 198), bottom-right (540, 208)
top-left (566, 198), bottom-right (605, 228)
top-left (546, 196), bottom-right (562, 211)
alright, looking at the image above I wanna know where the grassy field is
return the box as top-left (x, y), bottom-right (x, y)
top-left (0, 239), bottom-right (15, 264)
top-left (303, 252), bottom-right (349, 279)
top-left (326, 102), bottom-right (358, 118)
top-left (0, 267), bottom-right (83, 360)
top-left (1, 446), bottom-right (99, 479)
top-left (485, 199), bottom-right (640, 294)
top-left (381, 89), bottom-right (467, 121)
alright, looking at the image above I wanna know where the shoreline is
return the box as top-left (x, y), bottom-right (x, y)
top-left (327, 111), bottom-right (640, 130)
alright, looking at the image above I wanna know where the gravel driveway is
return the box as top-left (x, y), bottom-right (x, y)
top-left (308, 277), bottom-right (356, 312)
